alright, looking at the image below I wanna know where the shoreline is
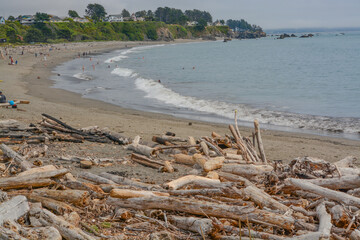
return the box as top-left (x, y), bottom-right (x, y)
top-left (1, 40), bottom-right (360, 162)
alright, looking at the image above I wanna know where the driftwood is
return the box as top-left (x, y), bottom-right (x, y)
top-left (33, 189), bottom-right (90, 207)
top-left (174, 154), bottom-right (195, 165)
top-left (306, 175), bottom-right (360, 190)
top-left (131, 153), bottom-right (164, 169)
top-left (288, 178), bottom-right (360, 208)
top-left (30, 205), bottom-right (96, 240)
top-left (221, 163), bottom-right (273, 178)
top-left (99, 172), bottom-right (160, 190)
top-left (106, 196), bottom-right (295, 230)
top-left (79, 172), bottom-right (116, 185)
top-left (27, 194), bottom-right (74, 215)
top-left (126, 136), bottom-right (155, 157)
top-left (254, 119), bottom-right (267, 163)
top-left (168, 215), bottom-right (213, 235)
top-left (0, 195), bottom-right (29, 225)
top-left (110, 189), bottom-right (169, 198)
top-left (164, 175), bottom-right (222, 190)
top-left (0, 143), bottom-right (32, 171)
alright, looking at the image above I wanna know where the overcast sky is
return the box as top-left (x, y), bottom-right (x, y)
top-left (1, 0), bottom-right (359, 30)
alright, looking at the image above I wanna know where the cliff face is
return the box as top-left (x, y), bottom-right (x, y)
top-left (156, 28), bottom-right (174, 41)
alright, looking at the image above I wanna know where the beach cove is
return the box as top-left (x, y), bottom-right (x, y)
top-left (1, 40), bottom-right (360, 163)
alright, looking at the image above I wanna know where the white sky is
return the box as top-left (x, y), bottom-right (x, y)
top-left (1, 0), bottom-right (359, 29)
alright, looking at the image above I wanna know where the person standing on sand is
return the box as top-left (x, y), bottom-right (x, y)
top-left (0, 91), bottom-right (6, 103)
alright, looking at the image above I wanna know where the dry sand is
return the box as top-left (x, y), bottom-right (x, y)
top-left (1, 40), bottom-right (360, 164)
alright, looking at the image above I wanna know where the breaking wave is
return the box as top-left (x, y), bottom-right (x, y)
top-left (73, 73), bottom-right (93, 81)
top-left (104, 44), bottom-right (165, 63)
top-left (135, 77), bottom-right (360, 134)
top-left (111, 68), bottom-right (137, 77)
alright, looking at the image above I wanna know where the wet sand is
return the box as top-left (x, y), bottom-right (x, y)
top-left (1, 40), bottom-right (360, 163)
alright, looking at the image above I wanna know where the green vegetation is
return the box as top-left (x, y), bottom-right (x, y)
top-left (226, 19), bottom-right (262, 32)
top-left (0, 20), bottom-right (230, 44)
top-left (68, 10), bottom-right (80, 18)
top-left (85, 3), bottom-right (107, 22)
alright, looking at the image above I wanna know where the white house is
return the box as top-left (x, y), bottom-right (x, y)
top-left (105, 14), bottom-right (123, 22)
top-left (186, 21), bottom-right (198, 26)
top-left (72, 17), bottom-right (90, 23)
top-left (19, 15), bottom-right (35, 25)
top-left (0, 16), bottom-right (5, 25)
top-left (130, 13), bottom-right (137, 21)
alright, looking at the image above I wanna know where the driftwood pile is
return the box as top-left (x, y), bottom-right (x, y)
top-left (0, 114), bottom-right (360, 239)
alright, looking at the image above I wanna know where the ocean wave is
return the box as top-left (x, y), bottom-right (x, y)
top-left (111, 68), bottom-right (137, 77)
top-left (104, 44), bottom-right (165, 63)
top-left (73, 73), bottom-right (93, 81)
top-left (135, 77), bottom-right (360, 134)
top-left (84, 86), bottom-right (105, 94)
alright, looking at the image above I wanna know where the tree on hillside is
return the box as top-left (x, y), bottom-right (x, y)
top-left (155, 7), bottom-right (187, 24)
top-left (135, 10), bottom-right (147, 18)
top-left (85, 3), bottom-right (107, 22)
top-left (122, 9), bottom-right (130, 18)
top-left (35, 12), bottom-right (50, 22)
top-left (226, 19), bottom-right (257, 31)
top-left (220, 19), bottom-right (225, 25)
top-left (68, 10), bottom-right (80, 18)
top-left (146, 10), bottom-right (154, 21)
top-left (7, 16), bottom-right (15, 21)
top-left (24, 28), bottom-right (44, 42)
top-left (185, 9), bottom-right (212, 23)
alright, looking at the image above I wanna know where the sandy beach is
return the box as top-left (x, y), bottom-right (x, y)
top-left (1, 40), bottom-right (360, 164)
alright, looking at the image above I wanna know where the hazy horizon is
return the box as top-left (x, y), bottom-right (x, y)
top-left (1, 0), bottom-right (359, 29)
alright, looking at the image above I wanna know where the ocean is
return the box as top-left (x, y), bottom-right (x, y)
top-left (52, 31), bottom-right (360, 140)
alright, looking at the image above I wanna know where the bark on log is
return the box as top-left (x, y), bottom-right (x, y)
top-left (254, 119), bottom-right (267, 163)
top-left (33, 189), bottom-right (90, 207)
top-left (110, 189), bottom-right (169, 198)
top-left (106, 196), bottom-right (295, 230)
top-left (30, 206), bottom-right (96, 240)
top-left (164, 175), bottom-right (222, 190)
top-left (168, 215), bottom-right (213, 235)
top-left (167, 188), bottom-right (224, 197)
top-left (287, 178), bottom-right (360, 208)
top-left (0, 143), bottom-right (32, 171)
top-left (0, 195), bottom-right (29, 225)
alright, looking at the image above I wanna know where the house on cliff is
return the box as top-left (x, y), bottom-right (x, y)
top-left (105, 14), bottom-right (123, 22)
top-left (0, 17), bottom-right (5, 25)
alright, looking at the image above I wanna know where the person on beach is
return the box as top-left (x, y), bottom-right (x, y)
top-left (0, 91), bottom-right (7, 103)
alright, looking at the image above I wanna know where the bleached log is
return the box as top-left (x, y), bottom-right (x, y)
top-left (25, 226), bottom-right (62, 240)
top-left (0, 143), bottom-right (32, 171)
top-left (0, 195), bottom-right (29, 225)
top-left (236, 186), bottom-right (289, 212)
top-left (174, 154), bottom-right (195, 165)
top-left (168, 215), bottom-right (213, 235)
top-left (287, 178), bottom-right (360, 208)
top-left (202, 138), bottom-right (224, 156)
top-left (350, 229), bottom-right (360, 240)
top-left (33, 189), bottom-right (90, 207)
top-left (193, 154), bottom-right (224, 172)
top-left (18, 165), bottom-right (57, 177)
top-left (99, 172), bottom-right (160, 190)
top-left (306, 175), bottom-right (360, 190)
top-left (200, 141), bottom-right (209, 156)
top-left (27, 194), bottom-right (74, 215)
top-left (229, 125), bottom-right (253, 162)
top-left (217, 171), bottom-right (254, 187)
top-left (254, 119), bottom-right (267, 163)
top-left (290, 203), bottom-right (332, 240)
top-left (334, 156), bottom-right (357, 168)
top-left (106, 196), bottom-right (295, 230)
top-left (0, 168), bottom-right (68, 190)
top-left (126, 136), bottom-right (155, 157)
top-left (167, 188), bottom-right (224, 197)
top-left (338, 167), bottom-right (360, 176)
top-left (225, 153), bottom-right (244, 161)
top-left (30, 207), bottom-right (96, 240)
top-left (221, 164), bottom-right (273, 178)
top-left (79, 172), bottom-right (116, 185)
top-left (163, 161), bottom-right (174, 173)
top-left (110, 189), bottom-right (169, 198)
top-left (165, 175), bottom-right (222, 190)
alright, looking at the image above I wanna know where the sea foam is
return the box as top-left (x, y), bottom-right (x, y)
top-left (73, 73), bottom-right (93, 81)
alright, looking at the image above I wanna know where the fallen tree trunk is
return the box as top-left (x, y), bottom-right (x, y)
top-left (164, 175), bottom-right (222, 190)
top-left (131, 153), bottom-right (164, 169)
top-left (33, 189), bottom-right (90, 207)
top-left (221, 164), bottom-right (273, 178)
top-left (27, 194), bottom-right (74, 215)
top-left (0, 195), bottom-right (29, 225)
top-left (306, 175), bottom-right (360, 190)
top-left (106, 196), bottom-right (295, 230)
top-left (79, 172), bottom-right (116, 185)
top-left (287, 178), bottom-right (360, 208)
top-left (254, 119), bottom-right (267, 163)
top-left (110, 189), bottom-right (169, 198)
top-left (18, 165), bottom-right (57, 177)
